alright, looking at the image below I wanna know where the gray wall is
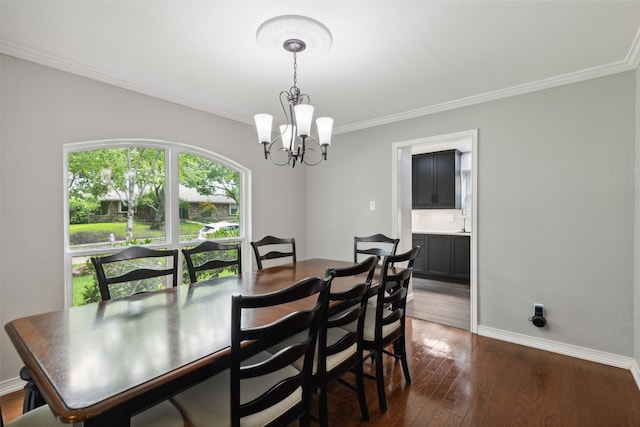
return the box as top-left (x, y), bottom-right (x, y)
top-left (633, 64), bottom-right (640, 372)
top-left (307, 72), bottom-right (636, 356)
top-left (0, 55), bottom-right (307, 383)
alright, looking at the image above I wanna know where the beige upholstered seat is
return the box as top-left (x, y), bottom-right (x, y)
top-left (5, 400), bottom-right (184, 427)
top-left (172, 352), bottom-right (302, 427)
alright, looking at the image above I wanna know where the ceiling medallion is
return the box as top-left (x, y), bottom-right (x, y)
top-left (256, 15), bottom-right (332, 55)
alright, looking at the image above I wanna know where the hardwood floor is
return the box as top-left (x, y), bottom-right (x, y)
top-left (407, 278), bottom-right (470, 330)
top-left (3, 318), bottom-right (640, 426)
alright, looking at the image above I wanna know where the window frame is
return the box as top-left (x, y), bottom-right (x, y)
top-left (63, 139), bottom-right (252, 307)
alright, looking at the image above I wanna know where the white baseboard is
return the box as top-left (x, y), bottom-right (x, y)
top-left (477, 325), bottom-right (633, 369)
top-left (632, 359), bottom-right (640, 391)
top-left (0, 376), bottom-right (24, 396)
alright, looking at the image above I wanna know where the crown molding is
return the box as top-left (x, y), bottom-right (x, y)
top-left (336, 29), bottom-right (640, 134)
top-left (334, 58), bottom-right (636, 134)
top-left (0, 41), bottom-right (252, 125)
top-left (2, 39), bottom-right (638, 135)
top-left (626, 28), bottom-right (640, 70)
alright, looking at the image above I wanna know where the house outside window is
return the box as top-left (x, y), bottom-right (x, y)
top-left (64, 140), bottom-right (250, 307)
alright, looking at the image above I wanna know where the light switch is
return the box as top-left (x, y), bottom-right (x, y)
top-left (369, 201), bottom-right (376, 211)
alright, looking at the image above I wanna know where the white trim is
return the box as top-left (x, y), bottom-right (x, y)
top-left (478, 325), bottom-right (633, 370)
top-left (391, 129), bottom-right (478, 334)
top-left (0, 41), bottom-right (251, 125)
top-left (0, 376), bottom-right (24, 396)
top-left (335, 62), bottom-right (633, 134)
top-left (626, 28), bottom-right (640, 70)
top-left (2, 39), bottom-right (638, 135)
top-left (632, 359), bottom-right (640, 391)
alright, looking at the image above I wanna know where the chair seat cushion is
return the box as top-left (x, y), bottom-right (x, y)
top-left (6, 400), bottom-right (183, 427)
top-left (171, 351), bottom-right (302, 427)
top-left (344, 306), bottom-right (400, 342)
top-left (267, 328), bottom-right (357, 375)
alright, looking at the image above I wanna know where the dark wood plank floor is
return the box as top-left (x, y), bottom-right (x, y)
top-left (406, 278), bottom-right (470, 330)
top-left (3, 318), bottom-right (639, 426)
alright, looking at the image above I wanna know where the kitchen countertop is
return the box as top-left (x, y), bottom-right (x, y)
top-left (413, 230), bottom-right (471, 236)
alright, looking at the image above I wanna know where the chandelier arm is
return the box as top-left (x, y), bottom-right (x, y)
top-left (300, 147), bottom-right (323, 166)
top-left (299, 137), bottom-right (327, 165)
top-left (280, 91), bottom-right (292, 122)
top-left (268, 146), bottom-right (295, 167)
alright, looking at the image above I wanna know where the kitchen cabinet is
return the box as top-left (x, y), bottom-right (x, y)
top-left (412, 233), bottom-right (470, 283)
top-left (412, 234), bottom-right (426, 274)
top-left (452, 235), bottom-right (471, 280)
top-left (412, 150), bottom-right (461, 209)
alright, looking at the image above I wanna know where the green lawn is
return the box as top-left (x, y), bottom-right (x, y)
top-left (72, 274), bottom-right (94, 306)
top-left (70, 222), bottom-right (203, 239)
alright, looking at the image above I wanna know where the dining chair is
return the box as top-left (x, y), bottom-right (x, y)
top-left (354, 234), bottom-right (399, 263)
top-left (357, 246), bottom-right (421, 412)
top-left (2, 400), bottom-right (184, 427)
top-left (171, 275), bottom-right (331, 427)
top-left (91, 246), bottom-right (179, 301)
top-left (313, 255), bottom-right (378, 426)
top-left (17, 366), bottom-right (45, 413)
top-left (250, 235), bottom-right (296, 269)
top-left (182, 240), bottom-right (242, 283)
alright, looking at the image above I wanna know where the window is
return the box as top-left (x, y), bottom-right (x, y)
top-left (64, 140), bottom-right (249, 307)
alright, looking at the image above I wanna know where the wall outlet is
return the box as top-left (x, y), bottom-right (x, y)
top-left (370, 201), bottom-right (376, 211)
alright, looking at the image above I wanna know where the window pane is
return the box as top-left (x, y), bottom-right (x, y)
top-left (72, 255), bottom-right (99, 306)
top-left (178, 153), bottom-right (240, 242)
top-left (68, 147), bottom-right (166, 249)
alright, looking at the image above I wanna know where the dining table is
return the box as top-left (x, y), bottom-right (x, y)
top-left (4, 258), bottom-right (379, 426)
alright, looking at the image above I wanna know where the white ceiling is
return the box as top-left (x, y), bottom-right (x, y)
top-left (2, 1), bottom-right (640, 134)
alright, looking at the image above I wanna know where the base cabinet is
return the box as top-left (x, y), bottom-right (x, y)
top-left (413, 233), bottom-right (470, 283)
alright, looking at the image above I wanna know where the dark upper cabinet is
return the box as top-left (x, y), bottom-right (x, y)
top-left (412, 150), bottom-right (461, 209)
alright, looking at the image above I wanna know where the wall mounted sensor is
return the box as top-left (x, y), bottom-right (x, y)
top-left (530, 303), bottom-right (546, 327)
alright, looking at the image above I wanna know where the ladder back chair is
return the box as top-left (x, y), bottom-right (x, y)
top-left (354, 234), bottom-right (399, 263)
top-left (250, 235), bottom-right (296, 270)
top-left (182, 241), bottom-right (242, 283)
top-left (91, 246), bottom-right (179, 301)
top-left (316, 255), bottom-right (378, 426)
top-left (172, 276), bottom-right (331, 427)
top-left (360, 246), bottom-right (421, 412)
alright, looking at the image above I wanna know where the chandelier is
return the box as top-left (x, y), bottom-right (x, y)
top-left (254, 16), bottom-right (333, 167)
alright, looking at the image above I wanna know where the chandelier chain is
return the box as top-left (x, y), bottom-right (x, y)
top-left (293, 52), bottom-right (298, 89)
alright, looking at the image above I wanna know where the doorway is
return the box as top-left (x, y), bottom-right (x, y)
top-left (391, 130), bottom-right (478, 333)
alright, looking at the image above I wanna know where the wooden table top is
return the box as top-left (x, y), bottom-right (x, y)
top-left (4, 258), bottom-right (365, 425)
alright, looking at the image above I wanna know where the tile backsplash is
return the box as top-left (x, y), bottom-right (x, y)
top-left (412, 209), bottom-right (471, 233)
